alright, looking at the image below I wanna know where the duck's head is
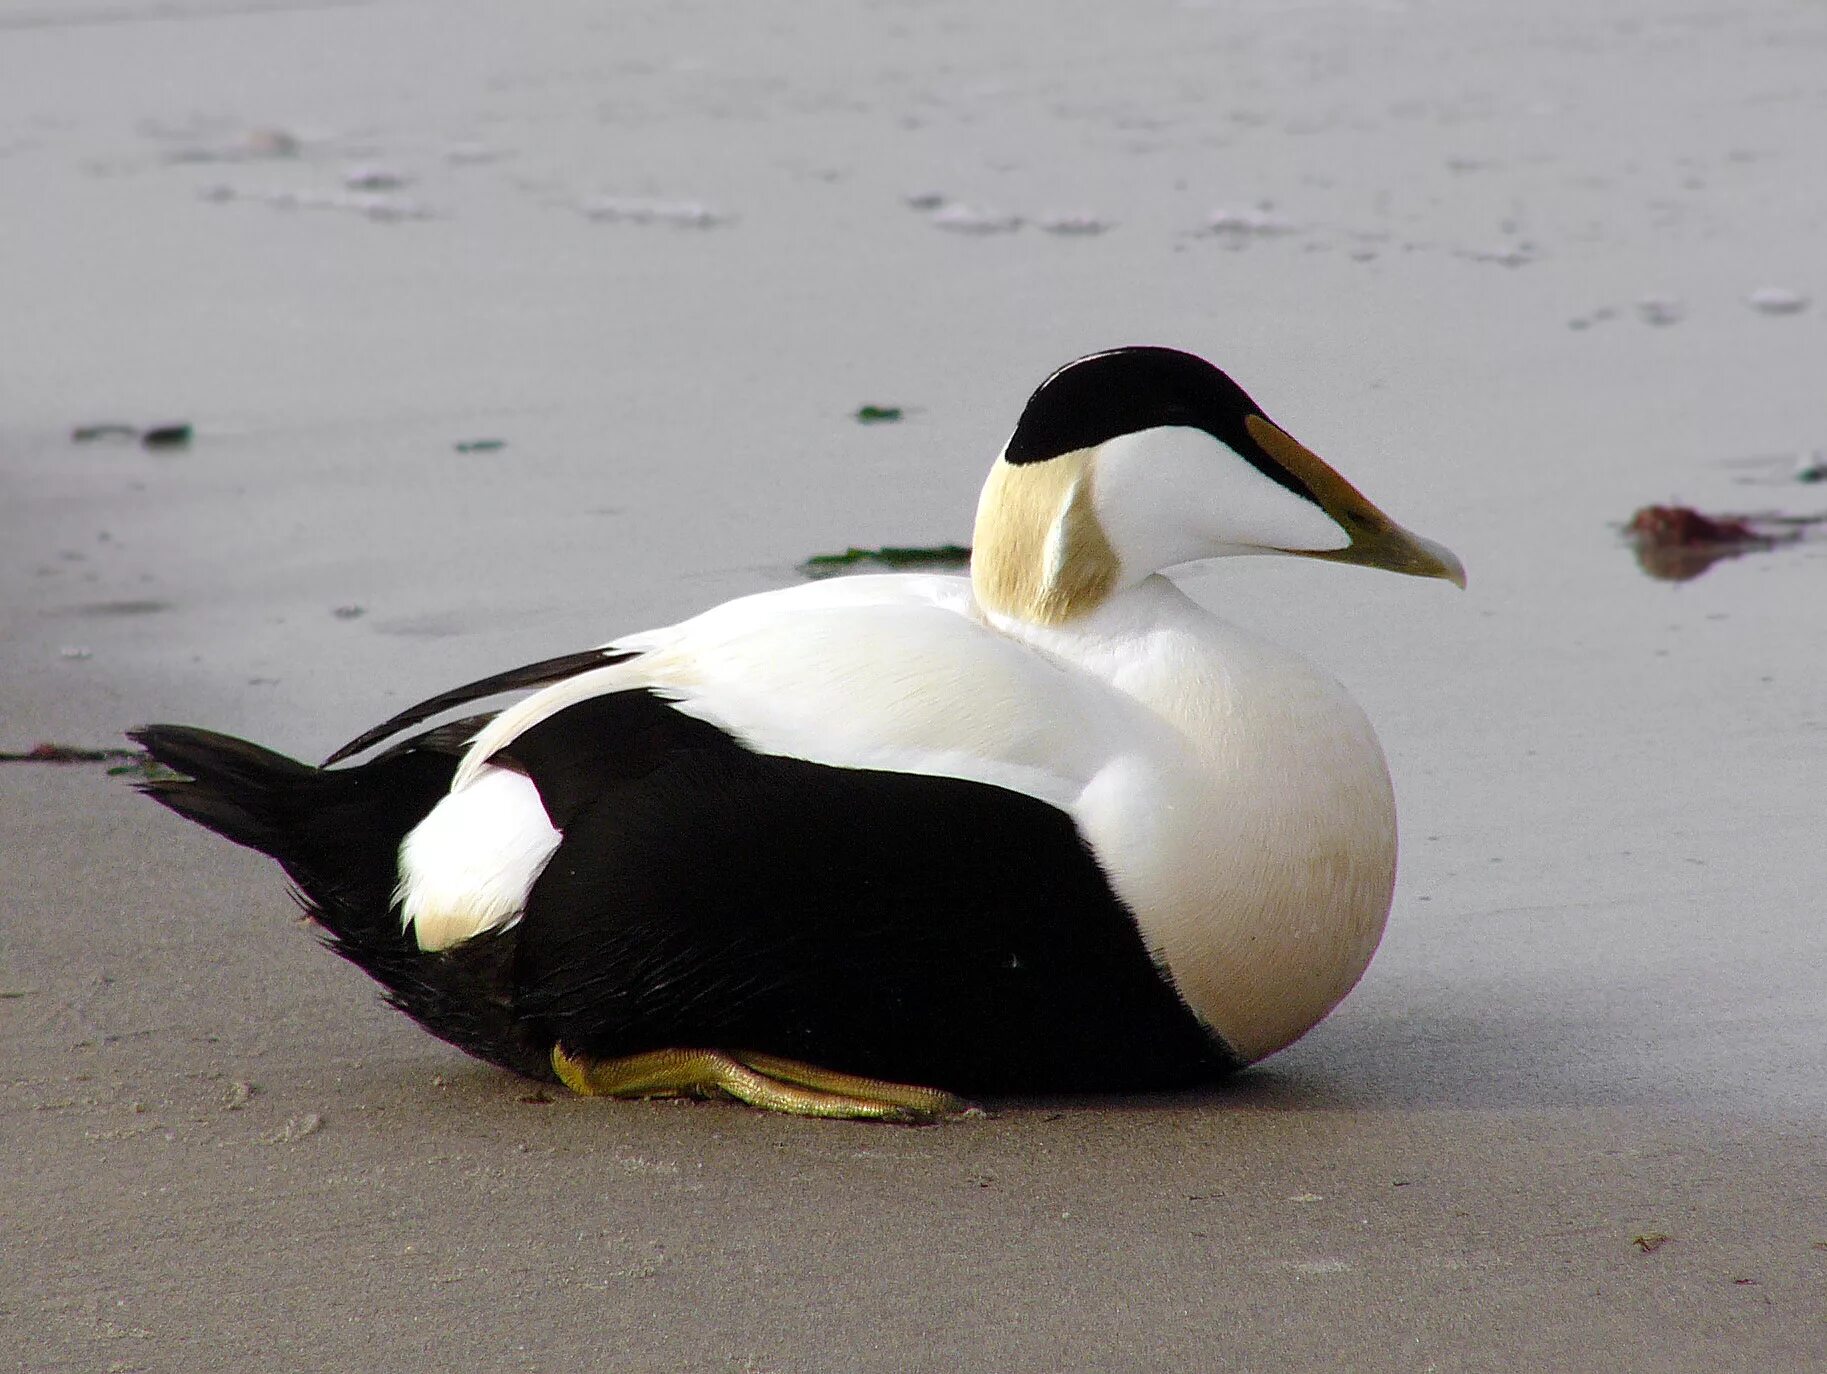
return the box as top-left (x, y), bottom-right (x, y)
top-left (970, 346), bottom-right (1466, 625)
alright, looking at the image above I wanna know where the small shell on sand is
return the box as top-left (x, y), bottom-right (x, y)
top-left (166, 127), bottom-right (302, 163)
top-left (199, 184), bottom-right (432, 221)
top-left (1204, 208), bottom-right (1294, 237)
top-left (263, 1112), bottom-right (323, 1144)
top-left (244, 128), bottom-right (301, 159)
top-left (1037, 213), bottom-right (1114, 236)
top-left (929, 202), bottom-right (1023, 234)
top-left (581, 196), bottom-right (731, 228)
top-left (346, 194), bottom-right (431, 223)
top-left (1463, 242), bottom-right (1535, 268)
top-left (444, 143), bottom-right (506, 166)
top-left (343, 166), bottom-right (410, 191)
top-left (1746, 286), bottom-right (1809, 316)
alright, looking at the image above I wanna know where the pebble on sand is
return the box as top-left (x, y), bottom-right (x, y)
top-left (343, 166), bottom-right (411, 191)
top-left (71, 423), bottom-right (139, 442)
top-left (141, 424), bottom-right (192, 450)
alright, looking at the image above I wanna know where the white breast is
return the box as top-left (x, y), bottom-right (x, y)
top-left (1017, 581), bottom-right (1397, 1062)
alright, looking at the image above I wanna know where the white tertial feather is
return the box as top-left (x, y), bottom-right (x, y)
top-left (397, 764), bottom-right (561, 952)
top-left (454, 575), bottom-right (1130, 809)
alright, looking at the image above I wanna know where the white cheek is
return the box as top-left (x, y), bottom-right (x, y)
top-left (1093, 427), bottom-right (1348, 570)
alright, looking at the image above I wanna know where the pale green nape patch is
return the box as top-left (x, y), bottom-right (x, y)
top-left (970, 449), bottom-right (1121, 626)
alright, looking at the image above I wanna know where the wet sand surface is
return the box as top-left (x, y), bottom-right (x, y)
top-left (4, 2), bottom-right (1826, 1369)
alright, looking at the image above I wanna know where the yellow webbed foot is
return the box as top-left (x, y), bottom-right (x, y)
top-left (550, 1044), bottom-right (977, 1123)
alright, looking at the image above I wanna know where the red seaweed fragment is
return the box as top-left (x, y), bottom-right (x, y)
top-left (1623, 504), bottom-right (1814, 581)
top-left (0, 743), bottom-right (128, 763)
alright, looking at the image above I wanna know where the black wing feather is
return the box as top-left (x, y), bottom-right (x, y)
top-left (322, 647), bottom-right (634, 766)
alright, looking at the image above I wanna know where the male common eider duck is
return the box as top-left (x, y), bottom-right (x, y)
top-left (134, 346), bottom-right (1463, 1122)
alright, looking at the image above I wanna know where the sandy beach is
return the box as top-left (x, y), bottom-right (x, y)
top-left (5, 1), bottom-right (1826, 1369)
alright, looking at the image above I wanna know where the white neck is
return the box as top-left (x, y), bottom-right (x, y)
top-left (983, 574), bottom-right (1398, 1063)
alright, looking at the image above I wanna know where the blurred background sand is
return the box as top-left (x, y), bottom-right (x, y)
top-left (4, 2), bottom-right (1825, 1369)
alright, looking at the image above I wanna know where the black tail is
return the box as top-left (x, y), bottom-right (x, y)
top-left (130, 721), bottom-right (554, 1081)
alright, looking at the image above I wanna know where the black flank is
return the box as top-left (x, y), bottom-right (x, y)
top-left (511, 692), bottom-right (1238, 1095)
